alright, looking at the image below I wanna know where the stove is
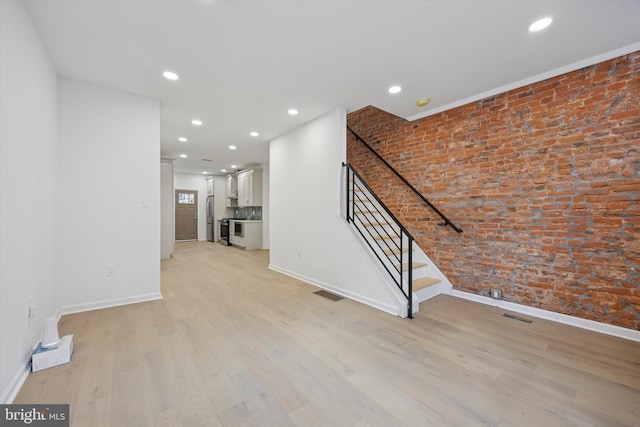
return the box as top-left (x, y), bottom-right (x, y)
top-left (220, 218), bottom-right (231, 246)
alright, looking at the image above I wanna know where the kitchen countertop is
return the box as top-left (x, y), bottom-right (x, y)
top-left (216, 218), bottom-right (262, 223)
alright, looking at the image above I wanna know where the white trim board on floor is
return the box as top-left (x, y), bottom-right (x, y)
top-left (2, 292), bottom-right (162, 404)
top-left (58, 292), bottom-right (163, 317)
top-left (268, 264), bottom-right (399, 317)
top-left (452, 290), bottom-right (640, 343)
top-left (0, 355), bottom-right (31, 404)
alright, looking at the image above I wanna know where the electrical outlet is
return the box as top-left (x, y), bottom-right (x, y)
top-left (27, 297), bottom-right (36, 328)
top-left (491, 289), bottom-right (503, 300)
top-left (106, 265), bottom-right (116, 277)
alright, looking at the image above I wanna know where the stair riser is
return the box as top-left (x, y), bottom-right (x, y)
top-left (414, 283), bottom-right (444, 303)
top-left (347, 175), bottom-right (454, 318)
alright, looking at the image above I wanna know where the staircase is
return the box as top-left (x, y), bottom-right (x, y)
top-left (343, 163), bottom-right (453, 318)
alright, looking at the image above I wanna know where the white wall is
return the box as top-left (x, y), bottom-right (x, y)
top-left (55, 79), bottom-right (161, 313)
top-left (161, 160), bottom-right (174, 259)
top-left (269, 108), bottom-right (397, 314)
top-left (174, 173), bottom-right (208, 241)
top-left (261, 163), bottom-right (270, 249)
top-left (0, 0), bottom-right (58, 403)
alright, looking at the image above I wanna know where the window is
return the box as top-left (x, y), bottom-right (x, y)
top-left (178, 192), bottom-right (195, 204)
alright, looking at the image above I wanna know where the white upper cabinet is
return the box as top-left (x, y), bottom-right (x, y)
top-left (206, 177), bottom-right (214, 196)
top-left (225, 175), bottom-right (238, 207)
top-left (237, 168), bottom-right (262, 207)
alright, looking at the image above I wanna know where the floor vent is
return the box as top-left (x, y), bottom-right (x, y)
top-left (314, 290), bottom-right (344, 301)
top-left (503, 313), bottom-right (532, 323)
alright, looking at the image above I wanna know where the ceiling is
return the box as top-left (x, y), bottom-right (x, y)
top-left (25, 0), bottom-right (640, 176)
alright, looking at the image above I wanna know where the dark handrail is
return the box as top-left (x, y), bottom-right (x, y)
top-left (343, 163), bottom-right (413, 318)
top-left (347, 126), bottom-right (463, 233)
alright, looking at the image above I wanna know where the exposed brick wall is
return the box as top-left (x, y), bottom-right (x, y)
top-left (347, 51), bottom-right (640, 330)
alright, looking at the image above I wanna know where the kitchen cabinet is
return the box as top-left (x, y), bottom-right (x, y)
top-left (225, 175), bottom-right (238, 207)
top-left (237, 168), bottom-right (262, 207)
top-left (228, 225), bottom-right (244, 247)
top-left (228, 220), bottom-right (262, 250)
top-left (206, 177), bottom-right (214, 196)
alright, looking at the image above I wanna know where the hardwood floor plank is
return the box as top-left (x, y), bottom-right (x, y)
top-left (147, 406), bottom-right (183, 427)
top-left (240, 344), bottom-right (308, 415)
top-left (347, 371), bottom-right (447, 426)
top-left (12, 241), bottom-right (640, 426)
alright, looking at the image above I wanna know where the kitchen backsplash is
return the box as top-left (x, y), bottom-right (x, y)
top-left (233, 206), bottom-right (262, 220)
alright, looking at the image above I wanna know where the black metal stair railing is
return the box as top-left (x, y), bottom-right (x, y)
top-left (343, 163), bottom-right (414, 318)
top-left (347, 126), bottom-right (462, 233)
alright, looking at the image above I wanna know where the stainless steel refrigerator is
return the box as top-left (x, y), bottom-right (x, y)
top-left (206, 195), bottom-right (214, 241)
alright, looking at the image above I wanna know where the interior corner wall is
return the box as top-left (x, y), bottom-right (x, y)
top-left (55, 79), bottom-right (161, 313)
top-left (261, 163), bottom-right (270, 249)
top-left (347, 51), bottom-right (640, 331)
top-left (269, 108), bottom-right (397, 314)
top-left (174, 172), bottom-right (208, 241)
top-left (161, 160), bottom-right (174, 259)
top-left (0, 0), bottom-right (58, 403)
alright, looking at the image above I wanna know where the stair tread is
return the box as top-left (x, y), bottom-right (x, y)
top-left (383, 247), bottom-right (409, 255)
top-left (400, 261), bottom-right (427, 271)
top-left (413, 276), bottom-right (441, 291)
top-left (361, 221), bottom-right (390, 227)
top-left (374, 233), bottom-right (399, 240)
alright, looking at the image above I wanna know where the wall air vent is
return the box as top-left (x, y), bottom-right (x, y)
top-left (503, 313), bottom-right (532, 323)
top-left (314, 290), bottom-right (344, 301)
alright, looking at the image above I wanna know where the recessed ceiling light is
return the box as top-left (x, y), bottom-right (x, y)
top-left (231, 164), bottom-right (237, 168)
top-left (250, 131), bottom-right (259, 137)
top-left (178, 137), bottom-right (188, 142)
top-left (163, 71), bottom-right (179, 81)
top-left (192, 119), bottom-right (203, 126)
top-left (180, 154), bottom-right (187, 158)
top-left (202, 171), bottom-right (210, 175)
top-left (416, 98), bottom-right (430, 107)
top-left (288, 109), bottom-right (299, 115)
top-left (221, 169), bottom-right (227, 173)
top-left (229, 145), bottom-right (237, 150)
top-left (529, 17), bottom-right (552, 32)
top-left (388, 85), bottom-right (402, 94)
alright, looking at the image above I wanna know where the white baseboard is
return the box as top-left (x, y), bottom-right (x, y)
top-left (59, 292), bottom-right (163, 316)
top-left (0, 292), bottom-right (162, 405)
top-left (0, 355), bottom-right (31, 404)
top-left (2, 293), bottom-right (163, 403)
top-left (452, 290), bottom-right (640, 343)
top-left (268, 264), bottom-right (399, 316)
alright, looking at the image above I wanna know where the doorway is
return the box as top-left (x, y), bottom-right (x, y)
top-left (175, 189), bottom-right (198, 241)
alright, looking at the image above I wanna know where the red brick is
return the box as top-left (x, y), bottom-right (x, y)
top-left (347, 51), bottom-right (640, 331)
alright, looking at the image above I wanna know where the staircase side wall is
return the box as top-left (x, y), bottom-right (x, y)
top-left (269, 108), bottom-right (401, 316)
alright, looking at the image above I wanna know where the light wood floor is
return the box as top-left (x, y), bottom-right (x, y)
top-left (15, 242), bottom-right (640, 426)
